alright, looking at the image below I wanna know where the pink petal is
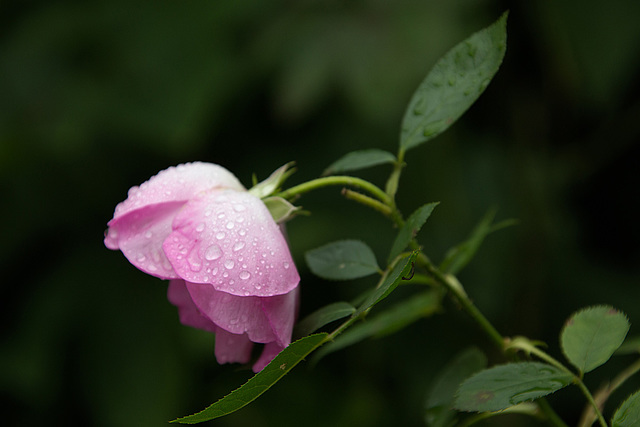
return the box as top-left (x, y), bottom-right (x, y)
top-left (185, 282), bottom-right (277, 344)
top-left (106, 202), bottom-right (184, 279)
top-left (214, 328), bottom-right (254, 365)
top-left (252, 342), bottom-right (284, 372)
top-left (163, 190), bottom-right (300, 297)
top-left (167, 279), bottom-right (217, 333)
top-left (110, 162), bottom-right (244, 221)
top-left (262, 286), bottom-right (299, 348)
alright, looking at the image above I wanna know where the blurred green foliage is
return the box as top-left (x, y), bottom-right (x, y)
top-left (1, 0), bottom-right (639, 426)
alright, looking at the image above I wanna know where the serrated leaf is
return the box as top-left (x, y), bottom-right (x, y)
top-left (323, 149), bottom-right (397, 176)
top-left (356, 251), bottom-right (418, 314)
top-left (305, 240), bottom-right (380, 280)
top-left (388, 202), bottom-right (439, 263)
top-left (612, 390), bottom-right (640, 427)
top-left (171, 333), bottom-right (327, 424)
top-left (454, 362), bottom-right (573, 412)
top-left (293, 302), bottom-right (356, 338)
top-left (560, 305), bottom-right (630, 374)
top-left (400, 12), bottom-right (507, 152)
top-left (425, 348), bottom-right (487, 427)
top-left (313, 289), bottom-right (439, 364)
top-left (440, 208), bottom-right (515, 275)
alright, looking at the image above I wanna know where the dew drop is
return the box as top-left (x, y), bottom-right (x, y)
top-left (236, 216), bottom-right (245, 223)
top-left (187, 250), bottom-right (202, 272)
top-left (233, 241), bottom-right (245, 252)
top-left (204, 244), bottom-right (222, 261)
top-left (217, 212), bottom-right (226, 219)
top-left (195, 223), bottom-right (206, 232)
top-left (204, 209), bottom-right (212, 217)
top-left (137, 254), bottom-right (147, 262)
top-left (239, 229), bottom-right (247, 236)
top-left (144, 230), bottom-right (153, 239)
top-left (224, 260), bottom-right (235, 270)
top-left (239, 270), bottom-right (251, 280)
top-left (148, 264), bottom-right (158, 271)
top-left (212, 267), bottom-right (218, 275)
top-left (216, 231), bottom-right (226, 240)
top-left (226, 221), bottom-right (235, 230)
top-left (229, 318), bottom-right (239, 325)
top-left (283, 261), bottom-right (290, 269)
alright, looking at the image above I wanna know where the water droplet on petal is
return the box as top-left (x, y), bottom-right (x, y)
top-left (226, 221), bottom-right (235, 230)
top-left (233, 204), bottom-right (246, 212)
top-left (216, 232), bottom-right (226, 240)
top-left (239, 229), bottom-right (246, 236)
top-left (239, 271), bottom-right (251, 280)
top-left (224, 260), bottom-right (235, 270)
top-left (204, 244), bottom-right (222, 261)
top-left (137, 254), bottom-right (147, 262)
top-left (283, 261), bottom-right (290, 269)
top-left (188, 250), bottom-right (202, 272)
top-left (144, 230), bottom-right (153, 239)
top-left (195, 223), bottom-right (206, 232)
top-left (233, 241), bottom-right (245, 252)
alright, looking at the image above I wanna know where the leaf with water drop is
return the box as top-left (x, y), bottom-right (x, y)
top-left (171, 333), bottom-right (327, 424)
top-left (356, 250), bottom-right (419, 315)
top-left (399, 12), bottom-right (508, 152)
top-left (305, 240), bottom-right (380, 280)
top-left (453, 362), bottom-right (573, 412)
top-left (612, 390), bottom-right (640, 427)
top-left (322, 149), bottom-right (397, 176)
top-left (561, 305), bottom-right (630, 374)
top-left (388, 202), bottom-right (439, 263)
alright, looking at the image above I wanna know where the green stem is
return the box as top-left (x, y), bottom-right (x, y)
top-left (276, 176), bottom-right (391, 205)
top-left (341, 188), bottom-right (393, 217)
top-left (416, 253), bottom-right (505, 351)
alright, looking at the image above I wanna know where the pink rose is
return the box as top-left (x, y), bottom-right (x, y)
top-left (105, 162), bottom-right (300, 372)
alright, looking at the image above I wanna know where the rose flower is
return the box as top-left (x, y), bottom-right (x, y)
top-left (104, 162), bottom-right (300, 372)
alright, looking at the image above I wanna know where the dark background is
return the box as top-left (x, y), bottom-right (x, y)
top-left (2, 0), bottom-right (639, 426)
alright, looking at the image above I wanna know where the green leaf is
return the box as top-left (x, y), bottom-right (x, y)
top-left (293, 302), bottom-right (356, 338)
top-left (399, 12), bottom-right (508, 152)
top-left (313, 289), bottom-right (439, 364)
top-left (322, 149), bottom-right (397, 176)
top-left (262, 196), bottom-right (301, 223)
top-left (388, 202), bottom-right (439, 263)
top-left (248, 162), bottom-right (296, 199)
top-left (454, 362), bottom-right (573, 412)
top-left (612, 390), bottom-right (640, 427)
top-left (425, 347), bottom-right (487, 427)
top-left (440, 208), bottom-right (516, 275)
top-left (171, 333), bottom-right (327, 424)
top-left (305, 240), bottom-right (380, 280)
top-left (356, 251), bottom-right (418, 315)
top-left (561, 305), bottom-right (630, 374)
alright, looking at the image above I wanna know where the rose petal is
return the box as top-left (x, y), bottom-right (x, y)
top-left (185, 282), bottom-right (277, 343)
top-left (214, 328), bottom-right (254, 365)
top-left (167, 279), bottom-right (217, 333)
top-left (262, 286), bottom-right (299, 348)
top-left (106, 201), bottom-right (184, 278)
top-left (252, 341), bottom-right (284, 373)
top-left (164, 190), bottom-right (300, 297)
top-left (110, 162), bottom-right (244, 221)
